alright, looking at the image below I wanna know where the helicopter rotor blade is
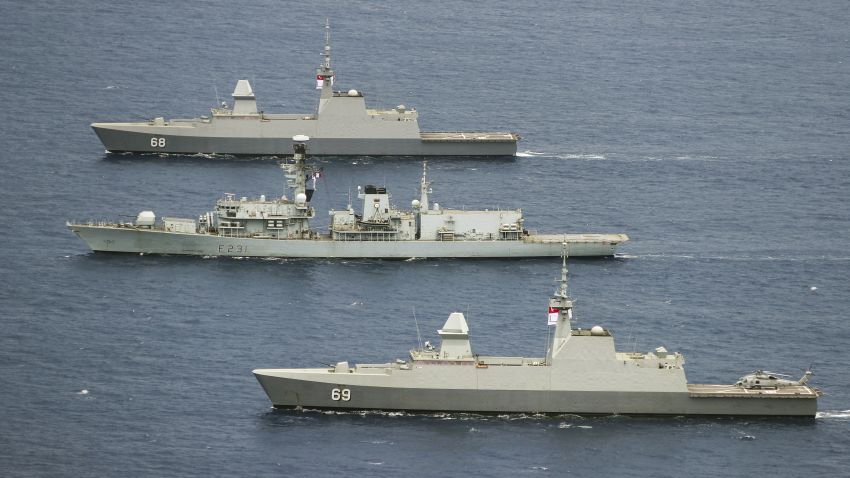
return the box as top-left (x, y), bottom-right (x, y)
top-left (761, 370), bottom-right (793, 378)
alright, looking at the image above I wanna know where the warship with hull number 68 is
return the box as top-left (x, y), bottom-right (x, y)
top-left (91, 21), bottom-right (519, 157)
top-left (254, 255), bottom-right (821, 416)
top-left (68, 137), bottom-right (627, 258)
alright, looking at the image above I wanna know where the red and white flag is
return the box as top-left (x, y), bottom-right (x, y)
top-left (316, 75), bottom-right (334, 89)
top-left (548, 307), bottom-right (559, 325)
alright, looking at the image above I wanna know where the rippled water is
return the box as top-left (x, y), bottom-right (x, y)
top-left (1, 0), bottom-right (849, 476)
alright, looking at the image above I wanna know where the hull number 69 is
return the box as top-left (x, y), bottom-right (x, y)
top-left (331, 388), bottom-right (351, 401)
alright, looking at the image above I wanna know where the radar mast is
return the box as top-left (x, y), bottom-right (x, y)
top-left (419, 161), bottom-right (432, 211)
top-left (316, 19), bottom-right (335, 97)
top-left (547, 244), bottom-right (574, 363)
top-left (282, 135), bottom-right (311, 201)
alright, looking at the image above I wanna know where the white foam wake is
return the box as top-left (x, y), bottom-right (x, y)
top-left (554, 153), bottom-right (606, 160)
top-left (816, 410), bottom-right (850, 419)
top-left (515, 150), bottom-right (546, 157)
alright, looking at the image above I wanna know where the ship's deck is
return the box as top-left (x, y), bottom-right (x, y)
top-left (420, 132), bottom-right (519, 142)
top-left (688, 384), bottom-right (821, 398)
top-left (525, 233), bottom-right (629, 244)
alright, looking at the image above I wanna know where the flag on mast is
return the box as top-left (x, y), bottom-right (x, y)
top-left (311, 167), bottom-right (324, 189)
top-left (547, 307), bottom-right (559, 325)
top-left (316, 75), bottom-right (334, 89)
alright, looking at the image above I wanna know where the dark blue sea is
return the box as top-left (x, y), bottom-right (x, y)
top-left (1, 1), bottom-right (849, 476)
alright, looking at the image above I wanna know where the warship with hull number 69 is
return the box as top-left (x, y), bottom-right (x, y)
top-left (91, 21), bottom-right (519, 157)
top-left (68, 137), bottom-right (627, 258)
top-left (254, 254), bottom-right (821, 416)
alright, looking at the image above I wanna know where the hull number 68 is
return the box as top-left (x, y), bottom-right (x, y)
top-left (150, 137), bottom-right (166, 148)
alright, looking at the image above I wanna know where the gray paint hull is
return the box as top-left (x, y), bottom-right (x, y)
top-left (254, 373), bottom-right (818, 417)
top-left (92, 125), bottom-right (517, 157)
top-left (68, 225), bottom-right (623, 257)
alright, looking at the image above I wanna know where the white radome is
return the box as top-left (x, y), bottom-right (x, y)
top-left (135, 211), bottom-right (156, 226)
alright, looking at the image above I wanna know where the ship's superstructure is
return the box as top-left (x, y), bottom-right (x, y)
top-left (67, 138), bottom-right (627, 258)
top-left (91, 21), bottom-right (519, 157)
top-left (253, 254), bottom-right (821, 416)
top-left (329, 163), bottom-right (526, 243)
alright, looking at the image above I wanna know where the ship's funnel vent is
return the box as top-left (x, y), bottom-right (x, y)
top-left (364, 185), bottom-right (386, 194)
top-left (231, 79), bottom-right (257, 114)
top-left (232, 79), bottom-right (254, 98)
top-left (437, 312), bottom-right (472, 359)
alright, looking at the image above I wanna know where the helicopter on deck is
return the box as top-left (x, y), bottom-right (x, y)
top-left (736, 370), bottom-right (813, 390)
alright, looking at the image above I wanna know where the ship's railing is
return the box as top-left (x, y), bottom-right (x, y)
top-left (495, 357), bottom-right (548, 367)
top-left (365, 108), bottom-right (418, 121)
top-left (420, 131), bottom-right (519, 141)
top-left (259, 113), bottom-right (317, 121)
top-left (523, 233), bottom-right (628, 244)
top-left (72, 219), bottom-right (169, 231)
top-left (332, 230), bottom-right (401, 241)
top-left (214, 230), bottom-right (307, 239)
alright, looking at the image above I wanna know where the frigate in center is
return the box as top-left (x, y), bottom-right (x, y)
top-left (68, 137), bottom-right (627, 258)
top-left (91, 21), bottom-right (519, 157)
top-left (253, 254), bottom-right (821, 416)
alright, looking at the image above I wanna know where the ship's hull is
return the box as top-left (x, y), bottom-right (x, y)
top-left (92, 123), bottom-right (517, 157)
top-left (253, 372), bottom-right (818, 417)
top-left (67, 224), bottom-right (625, 258)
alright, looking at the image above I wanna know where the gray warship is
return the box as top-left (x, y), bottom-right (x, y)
top-left (92, 21), bottom-right (518, 157)
top-left (68, 137), bottom-right (627, 258)
top-left (254, 255), bottom-right (821, 416)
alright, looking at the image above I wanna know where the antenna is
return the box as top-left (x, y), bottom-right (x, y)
top-left (324, 18), bottom-right (331, 69)
top-left (419, 161), bottom-right (431, 210)
top-left (412, 307), bottom-right (423, 350)
top-left (557, 242), bottom-right (569, 299)
top-left (315, 19), bottom-right (336, 97)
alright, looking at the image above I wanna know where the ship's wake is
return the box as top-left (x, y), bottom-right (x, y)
top-left (295, 408), bottom-right (594, 422)
top-left (553, 153), bottom-right (607, 160)
top-left (515, 150), bottom-right (547, 157)
top-left (816, 410), bottom-right (850, 420)
top-left (628, 253), bottom-right (850, 263)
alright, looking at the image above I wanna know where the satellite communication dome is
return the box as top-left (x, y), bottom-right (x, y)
top-left (347, 89), bottom-right (359, 96)
top-left (292, 134), bottom-right (310, 142)
top-left (295, 193), bottom-right (307, 204)
top-left (411, 199), bottom-right (421, 208)
top-left (135, 211), bottom-right (156, 226)
top-left (590, 325), bottom-right (605, 336)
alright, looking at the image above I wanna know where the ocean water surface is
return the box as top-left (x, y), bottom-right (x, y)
top-left (1, 0), bottom-right (849, 476)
